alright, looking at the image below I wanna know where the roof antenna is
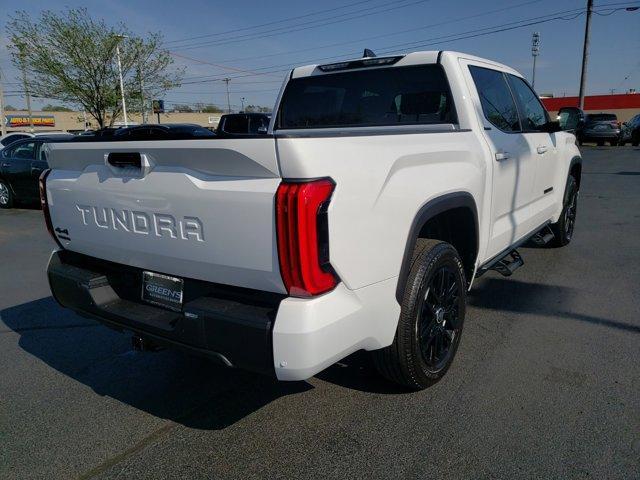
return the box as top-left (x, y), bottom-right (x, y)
top-left (363, 48), bottom-right (376, 58)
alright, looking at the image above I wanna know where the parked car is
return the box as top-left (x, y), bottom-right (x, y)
top-left (0, 132), bottom-right (35, 151)
top-left (0, 135), bottom-right (74, 208)
top-left (40, 50), bottom-right (581, 389)
top-left (216, 113), bottom-right (271, 136)
top-left (111, 123), bottom-right (215, 140)
top-left (577, 113), bottom-right (621, 146)
top-left (619, 114), bottom-right (640, 146)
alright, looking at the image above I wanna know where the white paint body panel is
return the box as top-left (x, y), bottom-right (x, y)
top-left (45, 51), bottom-right (578, 381)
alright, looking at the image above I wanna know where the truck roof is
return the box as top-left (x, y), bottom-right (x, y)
top-left (291, 50), bottom-right (522, 79)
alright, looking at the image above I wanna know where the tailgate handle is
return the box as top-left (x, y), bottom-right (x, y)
top-left (107, 152), bottom-right (141, 169)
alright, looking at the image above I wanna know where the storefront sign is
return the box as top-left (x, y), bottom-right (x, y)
top-left (5, 115), bottom-right (56, 127)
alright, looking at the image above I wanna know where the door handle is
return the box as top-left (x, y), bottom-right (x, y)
top-left (537, 145), bottom-right (548, 154)
top-left (495, 152), bottom-right (511, 161)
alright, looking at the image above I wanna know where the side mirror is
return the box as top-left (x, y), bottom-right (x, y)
top-left (257, 126), bottom-right (268, 134)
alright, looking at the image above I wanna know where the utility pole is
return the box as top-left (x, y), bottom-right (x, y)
top-left (114, 35), bottom-right (129, 126)
top-left (578, 0), bottom-right (593, 110)
top-left (0, 69), bottom-right (6, 137)
top-left (241, 97), bottom-right (246, 112)
top-left (223, 78), bottom-right (231, 113)
top-left (531, 32), bottom-right (540, 89)
top-left (18, 46), bottom-right (34, 132)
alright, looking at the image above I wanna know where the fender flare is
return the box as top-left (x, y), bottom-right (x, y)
top-left (395, 191), bottom-right (478, 303)
top-left (569, 156), bottom-right (582, 190)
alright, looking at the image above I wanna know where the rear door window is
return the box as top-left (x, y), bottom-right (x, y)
top-left (469, 66), bottom-right (520, 132)
top-left (277, 64), bottom-right (456, 129)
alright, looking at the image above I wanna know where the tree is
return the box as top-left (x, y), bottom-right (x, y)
top-left (171, 104), bottom-right (193, 113)
top-left (194, 103), bottom-right (223, 113)
top-left (7, 8), bottom-right (183, 128)
top-left (245, 105), bottom-right (272, 113)
top-left (42, 104), bottom-right (73, 112)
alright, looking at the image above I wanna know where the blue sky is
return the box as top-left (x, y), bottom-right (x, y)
top-left (0, 0), bottom-right (638, 111)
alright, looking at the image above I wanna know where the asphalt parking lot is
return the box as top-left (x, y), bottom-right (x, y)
top-left (1, 146), bottom-right (639, 479)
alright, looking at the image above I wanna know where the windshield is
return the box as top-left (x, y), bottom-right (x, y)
top-left (277, 64), bottom-right (456, 129)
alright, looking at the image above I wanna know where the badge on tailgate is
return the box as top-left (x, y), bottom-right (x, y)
top-left (142, 271), bottom-right (184, 311)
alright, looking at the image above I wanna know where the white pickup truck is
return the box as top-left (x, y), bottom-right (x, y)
top-left (41, 51), bottom-right (581, 389)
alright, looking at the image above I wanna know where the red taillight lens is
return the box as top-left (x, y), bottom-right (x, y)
top-left (39, 169), bottom-right (64, 249)
top-left (276, 178), bottom-right (338, 297)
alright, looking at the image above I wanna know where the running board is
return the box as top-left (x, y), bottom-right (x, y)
top-left (476, 249), bottom-right (524, 278)
top-left (531, 226), bottom-right (555, 246)
top-left (490, 250), bottom-right (524, 277)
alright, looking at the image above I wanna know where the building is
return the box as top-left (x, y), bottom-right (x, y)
top-left (541, 92), bottom-right (640, 122)
top-left (2, 110), bottom-right (223, 133)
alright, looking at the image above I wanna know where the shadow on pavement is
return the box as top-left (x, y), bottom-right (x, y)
top-left (1, 297), bottom-right (312, 430)
top-left (469, 277), bottom-right (640, 334)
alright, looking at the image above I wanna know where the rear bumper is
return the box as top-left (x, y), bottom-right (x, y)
top-left (47, 250), bottom-right (281, 376)
top-left (581, 130), bottom-right (620, 139)
top-left (47, 250), bottom-right (400, 381)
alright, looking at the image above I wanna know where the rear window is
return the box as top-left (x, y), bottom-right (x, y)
top-left (277, 64), bottom-right (456, 129)
top-left (586, 114), bottom-right (617, 122)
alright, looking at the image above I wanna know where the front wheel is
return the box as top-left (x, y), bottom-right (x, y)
top-left (0, 180), bottom-right (13, 209)
top-left (550, 176), bottom-right (578, 247)
top-left (373, 240), bottom-right (466, 390)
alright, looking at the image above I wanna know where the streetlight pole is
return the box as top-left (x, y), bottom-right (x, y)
top-left (578, 0), bottom-right (593, 110)
top-left (114, 35), bottom-right (129, 126)
top-left (531, 32), bottom-right (540, 89)
top-left (241, 97), bottom-right (245, 112)
top-left (18, 46), bottom-right (34, 132)
top-left (223, 78), bottom-right (231, 113)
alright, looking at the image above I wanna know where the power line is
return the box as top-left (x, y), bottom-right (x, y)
top-left (194, 0), bottom-right (546, 66)
top-left (171, 0), bottom-right (434, 51)
top-left (165, 0), bottom-right (377, 45)
top-left (172, 6), bottom-right (594, 84)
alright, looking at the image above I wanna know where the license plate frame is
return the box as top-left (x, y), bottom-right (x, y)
top-left (141, 271), bottom-right (184, 312)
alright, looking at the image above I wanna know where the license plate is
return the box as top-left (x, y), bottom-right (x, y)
top-left (594, 124), bottom-right (608, 130)
top-left (141, 271), bottom-right (184, 311)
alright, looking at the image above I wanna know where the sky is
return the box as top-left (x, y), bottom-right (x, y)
top-left (0, 0), bottom-right (639, 111)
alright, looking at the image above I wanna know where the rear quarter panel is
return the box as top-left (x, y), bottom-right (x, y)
top-left (276, 130), bottom-right (487, 291)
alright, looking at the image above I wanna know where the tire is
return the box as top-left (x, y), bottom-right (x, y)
top-left (0, 180), bottom-right (13, 209)
top-left (550, 176), bottom-right (578, 247)
top-left (596, 140), bottom-right (604, 147)
top-left (609, 140), bottom-right (618, 147)
top-left (373, 239), bottom-right (466, 390)
top-left (632, 134), bottom-right (639, 147)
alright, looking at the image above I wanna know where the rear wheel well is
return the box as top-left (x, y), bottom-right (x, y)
top-left (417, 207), bottom-right (477, 283)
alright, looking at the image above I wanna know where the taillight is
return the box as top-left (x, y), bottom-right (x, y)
top-left (276, 178), bottom-right (338, 297)
top-left (39, 169), bottom-right (64, 249)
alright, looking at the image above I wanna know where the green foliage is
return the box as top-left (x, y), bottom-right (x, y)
top-left (42, 104), bottom-right (73, 111)
top-left (7, 8), bottom-right (183, 127)
top-left (244, 105), bottom-right (271, 113)
top-left (171, 104), bottom-right (193, 113)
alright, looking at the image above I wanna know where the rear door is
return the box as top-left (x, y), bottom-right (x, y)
top-left (506, 74), bottom-right (559, 225)
top-left (0, 140), bottom-right (37, 198)
top-left (45, 138), bottom-right (286, 293)
top-left (465, 63), bottom-right (536, 258)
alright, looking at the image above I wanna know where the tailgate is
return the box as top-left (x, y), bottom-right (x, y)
top-left (45, 139), bottom-right (286, 294)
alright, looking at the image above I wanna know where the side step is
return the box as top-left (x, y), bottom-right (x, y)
top-left (490, 250), bottom-right (524, 277)
top-left (530, 226), bottom-right (555, 246)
